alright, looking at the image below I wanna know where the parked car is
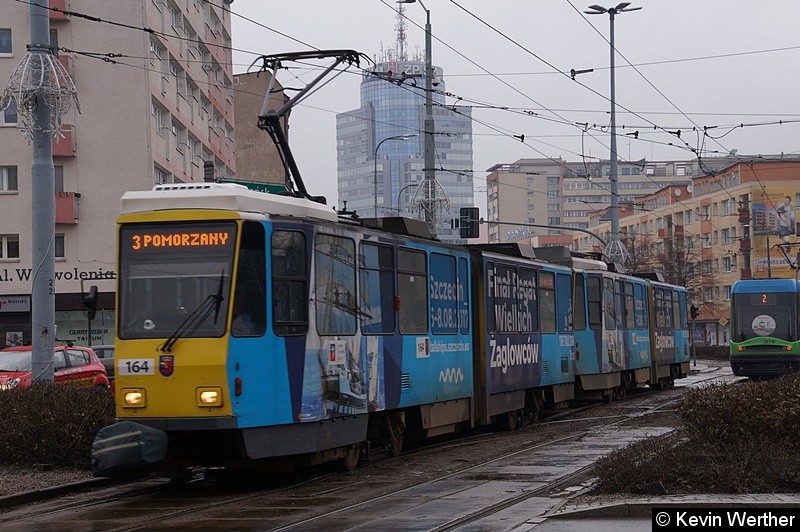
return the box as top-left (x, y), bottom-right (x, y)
top-left (91, 344), bottom-right (115, 381)
top-left (0, 344), bottom-right (110, 391)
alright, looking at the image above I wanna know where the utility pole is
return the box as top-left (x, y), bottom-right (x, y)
top-left (3, 0), bottom-right (80, 381)
top-left (27, 1), bottom-right (55, 382)
top-left (585, 3), bottom-right (640, 265)
top-left (398, 0), bottom-right (438, 237)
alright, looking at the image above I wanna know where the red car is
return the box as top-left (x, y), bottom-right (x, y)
top-left (0, 344), bottom-right (110, 391)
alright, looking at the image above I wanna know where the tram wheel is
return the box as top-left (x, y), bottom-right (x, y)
top-left (387, 418), bottom-right (404, 457)
top-left (497, 410), bottom-right (518, 431)
top-left (342, 442), bottom-right (361, 471)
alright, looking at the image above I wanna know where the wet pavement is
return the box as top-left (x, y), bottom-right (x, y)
top-left (6, 360), bottom-right (797, 531)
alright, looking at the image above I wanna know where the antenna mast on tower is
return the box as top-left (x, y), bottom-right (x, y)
top-left (396, 5), bottom-right (408, 61)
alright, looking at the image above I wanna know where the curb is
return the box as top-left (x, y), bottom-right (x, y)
top-left (0, 477), bottom-right (120, 509)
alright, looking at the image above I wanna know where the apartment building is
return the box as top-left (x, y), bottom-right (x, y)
top-left (576, 158), bottom-right (800, 346)
top-left (484, 157), bottom-right (703, 245)
top-left (0, 0), bottom-right (235, 346)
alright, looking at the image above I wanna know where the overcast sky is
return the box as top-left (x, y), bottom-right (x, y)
top-left (230, 1), bottom-right (800, 214)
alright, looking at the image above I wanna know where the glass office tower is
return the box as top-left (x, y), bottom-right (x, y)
top-left (336, 57), bottom-right (474, 244)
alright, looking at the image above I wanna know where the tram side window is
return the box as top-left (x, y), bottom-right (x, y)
top-left (272, 230), bottom-right (307, 336)
top-left (430, 253), bottom-right (458, 335)
top-left (587, 275), bottom-right (602, 330)
top-left (603, 278), bottom-right (617, 330)
top-left (678, 290), bottom-right (687, 329)
top-left (633, 283), bottom-right (646, 329)
top-left (232, 221), bottom-right (266, 337)
top-left (672, 290), bottom-right (682, 330)
top-left (556, 272), bottom-right (572, 333)
top-left (315, 234), bottom-right (357, 336)
top-left (519, 267), bottom-right (538, 333)
top-left (624, 282), bottom-right (635, 329)
top-left (360, 242), bottom-right (395, 334)
top-left (664, 290), bottom-right (674, 329)
top-left (539, 271), bottom-right (556, 334)
top-left (492, 263), bottom-right (517, 334)
top-left (573, 273), bottom-right (587, 331)
top-left (398, 248), bottom-right (427, 334)
top-left (458, 257), bottom-right (470, 334)
top-left (655, 289), bottom-right (665, 328)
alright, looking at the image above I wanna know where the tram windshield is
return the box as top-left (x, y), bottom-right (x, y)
top-left (732, 291), bottom-right (797, 342)
top-left (117, 222), bottom-right (236, 340)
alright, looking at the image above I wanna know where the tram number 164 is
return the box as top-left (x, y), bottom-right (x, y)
top-left (117, 358), bottom-right (155, 375)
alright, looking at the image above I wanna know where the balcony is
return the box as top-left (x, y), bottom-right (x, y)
top-left (739, 238), bottom-right (751, 252)
top-left (55, 192), bottom-right (80, 224)
top-left (52, 125), bottom-right (75, 157)
top-left (738, 208), bottom-right (751, 224)
top-left (674, 224), bottom-right (684, 235)
top-left (49, 0), bottom-right (69, 21)
top-left (740, 268), bottom-right (752, 279)
top-left (57, 54), bottom-right (71, 75)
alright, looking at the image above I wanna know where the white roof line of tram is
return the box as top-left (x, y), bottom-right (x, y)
top-left (119, 183), bottom-right (338, 222)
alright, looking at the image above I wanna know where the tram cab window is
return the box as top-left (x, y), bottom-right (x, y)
top-left (232, 222), bottom-right (266, 337)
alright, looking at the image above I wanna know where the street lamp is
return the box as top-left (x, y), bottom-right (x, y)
top-left (374, 134), bottom-right (416, 218)
top-left (397, 0), bottom-right (436, 235)
top-left (585, 2), bottom-right (640, 265)
top-left (397, 182), bottom-right (419, 215)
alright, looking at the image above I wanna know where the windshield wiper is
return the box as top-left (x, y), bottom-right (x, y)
top-left (159, 270), bottom-right (225, 352)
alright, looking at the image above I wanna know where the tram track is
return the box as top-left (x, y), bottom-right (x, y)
top-left (0, 364), bottom-right (735, 530)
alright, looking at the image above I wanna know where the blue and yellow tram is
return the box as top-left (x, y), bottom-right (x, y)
top-left (92, 183), bottom-right (690, 477)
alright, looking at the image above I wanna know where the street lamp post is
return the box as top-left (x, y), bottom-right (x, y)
top-left (585, 3), bottom-right (640, 265)
top-left (397, 0), bottom-right (436, 235)
top-left (374, 134), bottom-right (415, 218)
top-left (397, 182), bottom-right (419, 215)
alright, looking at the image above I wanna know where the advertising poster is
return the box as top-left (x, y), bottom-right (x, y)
top-left (751, 189), bottom-right (799, 278)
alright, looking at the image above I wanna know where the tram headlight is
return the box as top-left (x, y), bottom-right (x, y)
top-left (196, 387), bottom-right (223, 407)
top-left (122, 388), bottom-right (146, 408)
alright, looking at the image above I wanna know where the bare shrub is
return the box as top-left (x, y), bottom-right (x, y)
top-left (0, 382), bottom-right (115, 469)
top-left (594, 374), bottom-right (800, 494)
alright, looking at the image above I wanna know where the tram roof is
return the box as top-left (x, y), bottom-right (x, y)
top-left (120, 183), bottom-right (338, 222)
top-left (732, 278), bottom-right (800, 293)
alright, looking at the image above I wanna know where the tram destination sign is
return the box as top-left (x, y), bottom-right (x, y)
top-left (122, 223), bottom-right (235, 255)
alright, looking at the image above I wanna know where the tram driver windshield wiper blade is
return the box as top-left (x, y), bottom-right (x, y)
top-left (160, 270), bottom-right (225, 352)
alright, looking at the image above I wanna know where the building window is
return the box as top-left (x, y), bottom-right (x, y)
top-left (0, 29), bottom-right (11, 55)
top-left (55, 234), bottom-right (65, 259)
top-left (0, 166), bottom-right (18, 192)
top-left (0, 235), bottom-right (20, 259)
top-left (1, 99), bottom-right (16, 125)
top-left (54, 165), bottom-right (64, 193)
top-left (154, 165), bottom-right (169, 185)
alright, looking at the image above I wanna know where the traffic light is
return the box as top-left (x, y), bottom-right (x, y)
top-left (689, 304), bottom-right (699, 320)
top-left (82, 285), bottom-right (98, 321)
top-left (459, 207), bottom-right (480, 239)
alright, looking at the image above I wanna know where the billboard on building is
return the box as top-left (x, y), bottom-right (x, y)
top-left (751, 188), bottom-right (799, 277)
